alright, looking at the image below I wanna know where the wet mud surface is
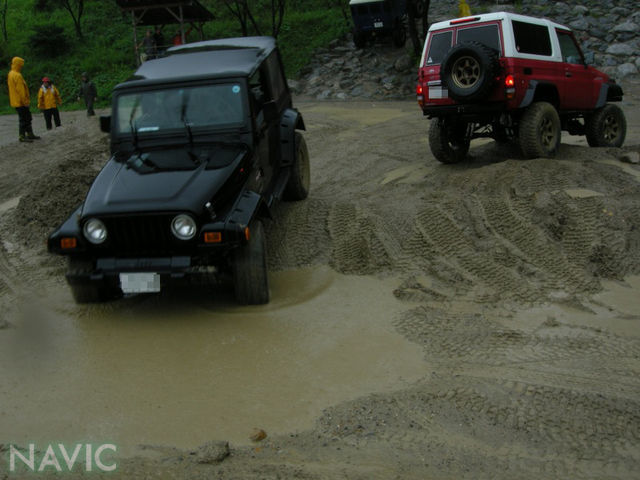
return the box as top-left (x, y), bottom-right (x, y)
top-left (1, 87), bottom-right (640, 478)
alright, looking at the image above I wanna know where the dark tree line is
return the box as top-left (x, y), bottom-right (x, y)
top-left (220, 0), bottom-right (286, 38)
top-left (35, 0), bottom-right (86, 39)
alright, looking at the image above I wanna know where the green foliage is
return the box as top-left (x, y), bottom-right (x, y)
top-left (0, 0), bottom-right (349, 115)
top-left (278, 7), bottom-right (350, 76)
top-left (28, 24), bottom-right (70, 58)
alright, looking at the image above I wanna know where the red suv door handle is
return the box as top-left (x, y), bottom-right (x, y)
top-left (565, 71), bottom-right (572, 77)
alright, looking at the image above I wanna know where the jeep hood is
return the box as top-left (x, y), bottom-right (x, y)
top-left (81, 146), bottom-right (248, 217)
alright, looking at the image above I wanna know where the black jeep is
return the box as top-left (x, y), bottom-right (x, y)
top-left (48, 37), bottom-right (310, 305)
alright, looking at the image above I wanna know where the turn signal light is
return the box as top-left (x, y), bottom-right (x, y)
top-left (505, 75), bottom-right (516, 99)
top-left (204, 232), bottom-right (222, 243)
top-left (505, 75), bottom-right (515, 87)
top-left (60, 237), bottom-right (77, 249)
top-left (417, 84), bottom-right (425, 108)
top-left (244, 227), bottom-right (250, 241)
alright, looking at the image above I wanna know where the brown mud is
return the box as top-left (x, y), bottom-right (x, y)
top-left (0, 86), bottom-right (639, 478)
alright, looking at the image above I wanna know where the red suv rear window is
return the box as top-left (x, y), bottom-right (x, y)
top-left (426, 31), bottom-right (453, 65)
top-left (457, 24), bottom-right (501, 52)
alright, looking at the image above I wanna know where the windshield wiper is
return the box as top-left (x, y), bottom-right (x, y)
top-left (180, 92), bottom-right (194, 147)
top-left (129, 97), bottom-right (140, 151)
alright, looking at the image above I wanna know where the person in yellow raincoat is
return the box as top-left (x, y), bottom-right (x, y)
top-left (7, 57), bottom-right (41, 142)
top-left (37, 77), bottom-right (62, 130)
top-left (459, 0), bottom-right (471, 17)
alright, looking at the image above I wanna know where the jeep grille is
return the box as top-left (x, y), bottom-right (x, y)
top-left (101, 214), bottom-right (186, 255)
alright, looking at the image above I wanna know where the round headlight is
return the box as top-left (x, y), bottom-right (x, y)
top-left (171, 214), bottom-right (197, 240)
top-left (83, 218), bottom-right (107, 244)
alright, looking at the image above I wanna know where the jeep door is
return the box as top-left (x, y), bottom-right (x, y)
top-left (556, 29), bottom-right (599, 110)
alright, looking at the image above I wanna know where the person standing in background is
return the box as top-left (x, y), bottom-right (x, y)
top-left (38, 77), bottom-right (62, 130)
top-left (153, 26), bottom-right (165, 57)
top-left (7, 56), bottom-right (41, 142)
top-left (77, 72), bottom-right (97, 116)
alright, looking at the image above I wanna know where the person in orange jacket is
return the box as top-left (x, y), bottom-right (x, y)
top-left (37, 77), bottom-right (62, 130)
top-left (7, 57), bottom-right (40, 142)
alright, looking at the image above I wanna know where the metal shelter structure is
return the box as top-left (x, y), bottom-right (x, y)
top-left (115, 0), bottom-right (214, 64)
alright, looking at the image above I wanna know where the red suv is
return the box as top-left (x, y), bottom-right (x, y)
top-left (416, 12), bottom-right (626, 163)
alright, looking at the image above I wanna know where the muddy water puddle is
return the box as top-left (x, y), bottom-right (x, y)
top-left (0, 267), bottom-right (426, 457)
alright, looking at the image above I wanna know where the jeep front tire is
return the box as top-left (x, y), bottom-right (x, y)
top-left (585, 104), bottom-right (626, 148)
top-left (429, 119), bottom-right (470, 164)
top-left (232, 220), bottom-right (269, 305)
top-left (519, 102), bottom-right (561, 159)
top-left (284, 132), bottom-right (310, 201)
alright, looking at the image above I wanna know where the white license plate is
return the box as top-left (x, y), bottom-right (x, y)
top-left (428, 87), bottom-right (448, 99)
top-left (119, 272), bottom-right (161, 294)
top-left (374, 21), bottom-right (383, 28)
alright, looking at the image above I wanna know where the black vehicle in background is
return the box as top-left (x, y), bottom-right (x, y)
top-left (350, 0), bottom-right (426, 48)
top-left (48, 37), bottom-right (310, 305)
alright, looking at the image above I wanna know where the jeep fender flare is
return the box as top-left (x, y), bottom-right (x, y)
top-left (519, 80), bottom-right (559, 109)
top-left (279, 108), bottom-right (306, 167)
top-left (48, 205), bottom-right (86, 254)
top-left (596, 82), bottom-right (624, 108)
top-left (226, 190), bottom-right (271, 242)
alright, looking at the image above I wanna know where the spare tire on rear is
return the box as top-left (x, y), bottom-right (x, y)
top-left (440, 41), bottom-right (499, 102)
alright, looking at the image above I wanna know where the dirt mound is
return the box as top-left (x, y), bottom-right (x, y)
top-left (267, 137), bottom-right (640, 305)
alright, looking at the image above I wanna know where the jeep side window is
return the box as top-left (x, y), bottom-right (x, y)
top-left (249, 70), bottom-right (271, 127)
top-left (512, 20), bottom-right (551, 56)
top-left (456, 24), bottom-right (501, 53)
top-left (426, 31), bottom-right (453, 65)
top-left (556, 30), bottom-right (583, 64)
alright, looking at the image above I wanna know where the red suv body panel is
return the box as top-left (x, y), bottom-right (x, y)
top-left (416, 12), bottom-right (614, 116)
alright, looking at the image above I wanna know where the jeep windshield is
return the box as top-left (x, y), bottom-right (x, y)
top-left (115, 83), bottom-right (246, 136)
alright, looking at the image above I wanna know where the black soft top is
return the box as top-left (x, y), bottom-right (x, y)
top-left (115, 37), bottom-right (276, 90)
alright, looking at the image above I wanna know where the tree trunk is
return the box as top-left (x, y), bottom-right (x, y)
top-left (62, 0), bottom-right (84, 39)
top-left (408, 2), bottom-right (420, 55)
top-left (1, 0), bottom-right (7, 43)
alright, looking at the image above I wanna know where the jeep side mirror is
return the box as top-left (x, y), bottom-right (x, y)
top-left (263, 101), bottom-right (279, 123)
top-left (584, 51), bottom-right (595, 66)
top-left (99, 115), bottom-right (111, 133)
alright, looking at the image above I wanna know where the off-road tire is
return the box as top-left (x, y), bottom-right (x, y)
top-left (284, 132), bottom-right (310, 201)
top-left (409, 0), bottom-right (425, 17)
top-left (429, 119), bottom-right (470, 164)
top-left (67, 257), bottom-right (119, 303)
top-left (441, 41), bottom-right (499, 102)
top-left (232, 220), bottom-right (269, 305)
top-left (585, 103), bottom-right (626, 147)
top-left (519, 101), bottom-right (561, 159)
top-left (393, 22), bottom-right (406, 47)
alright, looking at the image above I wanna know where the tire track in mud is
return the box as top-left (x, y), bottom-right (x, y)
top-left (313, 375), bottom-right (640, 478)
top-left (326, 202), bottom-right (407, 275)
top-left (405, 203), bottom-right (538, 302)
top-left (395, 305), bottom-right (640, 367)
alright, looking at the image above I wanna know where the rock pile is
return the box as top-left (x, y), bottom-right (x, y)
top-left (291, 0), bottom-right (640, 101)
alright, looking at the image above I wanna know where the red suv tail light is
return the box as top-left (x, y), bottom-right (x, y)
top-left (505, 74), bottom-right (516, 99)
top-left (417, 84), bottom-right (424, 108)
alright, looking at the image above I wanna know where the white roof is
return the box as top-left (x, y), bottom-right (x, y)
top-left (428, 11), bottom-right (569, 33)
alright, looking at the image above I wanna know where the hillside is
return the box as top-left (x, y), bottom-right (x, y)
top-left (0, 0), bottom-right (349, 114)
